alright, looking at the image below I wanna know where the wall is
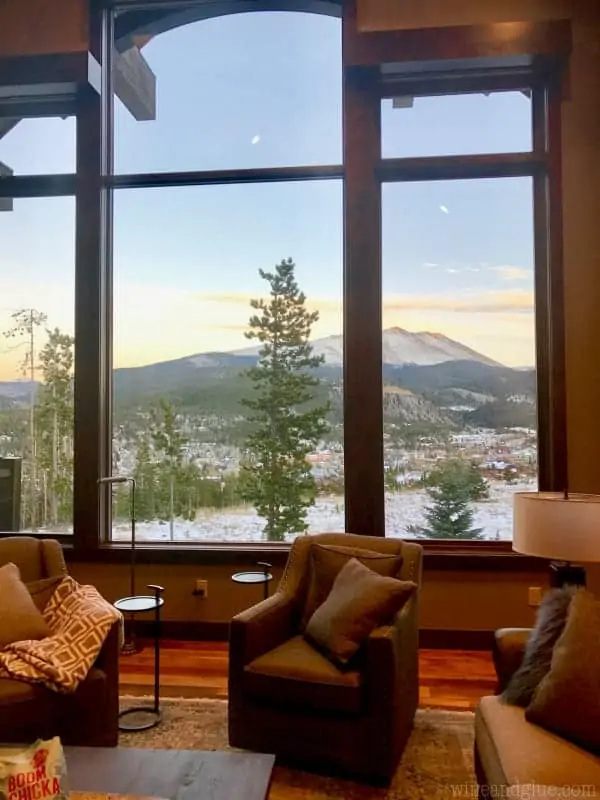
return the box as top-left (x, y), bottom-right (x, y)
top-left (0, 0), bottom-right (88, 57)
top-left (357, 0), bottom-right (571, 31)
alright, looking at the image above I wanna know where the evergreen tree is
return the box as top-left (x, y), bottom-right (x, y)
top-left (132, 433), bottom-right (158, 521)
top-left (241, 258), bottom-right (329, 541)
top-left (412, 459), bottom-right (488, 540)
top-left (36, 328), bottom-right (74, 528)
top-left (3, 309), bottom-right (47, 529)
top-left (150, 399), bottom-right (188, 539)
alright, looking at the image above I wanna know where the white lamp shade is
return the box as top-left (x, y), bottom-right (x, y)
top-left (513, 492), bottom-right (600, 563)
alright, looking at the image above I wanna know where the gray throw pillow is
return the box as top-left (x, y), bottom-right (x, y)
top-left (502, 586), bottom-right (575, 707)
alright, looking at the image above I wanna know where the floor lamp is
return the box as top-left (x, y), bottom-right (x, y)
top-left (98, 475), bottom-right (139, 654)
top-left (513, 492), bottom-right (600, 586)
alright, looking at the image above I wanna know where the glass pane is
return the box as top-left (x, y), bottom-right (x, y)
top-left (0, 197), bottom-right (75, 532)
top-left (112, 181), bottom-right (343, 543)
top-left (382, 92), bottom-right (532, 158)
top-left (114, 12), bottom-right (342, 173)
top-left (382, 178), bottom-right (536, 541)
top-left (0, 117), bottom-right (76, 175)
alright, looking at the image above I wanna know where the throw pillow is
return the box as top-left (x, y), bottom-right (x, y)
top-left (302, 543), bottom-right (403, 628)
top-left (525, 590), bottom-right (600, 753)
top-left (502, 586), bottom-right (575, 706)
top-left (304, 557), bottom-right (416, 665)
top-left (26, 575), bottom-right (64, 612)
top-left (0, 562), bottom-right (51, 648)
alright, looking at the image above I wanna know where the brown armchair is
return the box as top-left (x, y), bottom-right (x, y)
top-left (0, 536), bottom-right (120, 747)
top-left (229, 533), bottom-right (422, 783)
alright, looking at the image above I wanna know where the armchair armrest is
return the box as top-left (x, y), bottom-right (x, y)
top-left (230, 592), bottom-right (297, 669)
top-left (493, 627), bottom-right (531, 692)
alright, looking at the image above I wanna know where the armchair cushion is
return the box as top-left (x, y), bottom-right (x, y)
top-left (0, 563), bottom-right (51, 648)
top-left (305, 558), bottom-right (416, 665)
top-left (244, 635), bottom-right (363, 714)
top-left (26, 576), bottom-right (64, 612)
top-left (302, 543), bottom-right (404, 627)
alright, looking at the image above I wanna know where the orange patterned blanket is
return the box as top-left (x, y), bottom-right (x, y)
top-left (0, 577), bottom-right (121, 693)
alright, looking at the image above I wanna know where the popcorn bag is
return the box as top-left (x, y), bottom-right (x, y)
top-left (0, 739), bottom-right (68, 800)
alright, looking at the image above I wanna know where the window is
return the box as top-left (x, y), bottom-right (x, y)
top-left (0, 117), bottom-right (76, 175)
top-left (0, 197), bottom-right (75, 532)
top-left (382, 178), bottom-right (536, 541)
top-left (114, 13), bottom-right (342, 173)
top-left (381, 91), bottom-right (532, 159)
top-left (109, 10), bottom-right (343, 545)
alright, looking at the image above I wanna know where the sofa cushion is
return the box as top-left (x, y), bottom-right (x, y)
top-left (0, 677), bottom-right (37, 706)
top-left (244, 635), bottom-right (363, 714)
top-left (305, 558), bottom-right (416, 665)
top-left (0, 563), bottom-right (52, 648)
top-left (302, 543), bottom-right (403, 627)
top-left (502, 587), bottom-right (574, 706)
top-left (476, 695), bottom-right (600, 789)
top-left (526, 590), bottom-right (600, 754)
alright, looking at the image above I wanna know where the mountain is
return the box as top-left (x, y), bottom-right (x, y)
top-left (235, 327), bottom-right (500, 368)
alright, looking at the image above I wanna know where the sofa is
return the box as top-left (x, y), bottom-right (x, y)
top-left (0, 536), bottom-right (120, 747)
top-left (475, 627), bottom-right (600, 795)
top-left (229, 532), bottom-right (422, 783)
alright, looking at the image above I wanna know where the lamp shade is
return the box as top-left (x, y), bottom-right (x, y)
top-left (513, 492), bottom-right (600, 563)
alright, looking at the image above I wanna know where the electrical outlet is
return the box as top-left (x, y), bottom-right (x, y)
top-left (193, 579), bottom-right (208, 598)
top-left (528, 586), bottom-right (543, 607)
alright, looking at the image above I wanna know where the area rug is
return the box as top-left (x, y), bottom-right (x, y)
top-left (119, 696), bottom-right (475, 799)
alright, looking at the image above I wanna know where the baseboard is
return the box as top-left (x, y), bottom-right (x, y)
top-left (133, 620), bottom-right (230, 641)
top-left (419, 629), bottom-right (494, 650)
top-left (132, 620), bottom-right (494, 650)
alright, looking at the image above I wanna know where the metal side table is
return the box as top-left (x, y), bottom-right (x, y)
top-left (114, 584), bottom-right (164, 731)
top-left (232, 561), bottom-right (273, 601)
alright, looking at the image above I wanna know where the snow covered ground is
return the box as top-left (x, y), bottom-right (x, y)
top-left (112, 479), bottom-right (535, 543)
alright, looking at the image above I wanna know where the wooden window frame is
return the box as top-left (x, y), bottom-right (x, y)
top-left (0, 3), bottom-right (568, 573)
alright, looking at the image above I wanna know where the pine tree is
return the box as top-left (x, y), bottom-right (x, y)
top-left (412, 459), bottom-right (488, 540)
top-left (150, 399), bottom-right (188, 540)
top-left (3, 309), bottom-right (47, 529)
top-left (36, 328), bottom-right (74, 528)
top-left (241, 259), bottom-right (329, 542)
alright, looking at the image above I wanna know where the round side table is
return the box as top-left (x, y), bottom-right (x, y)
top-left (232, 561), bottom-right (273, 601)
top-left (114, 584), bottom-right (164, 731)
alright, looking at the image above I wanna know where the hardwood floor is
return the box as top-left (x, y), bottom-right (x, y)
top-left (119, 640), bottom-right (497, 710)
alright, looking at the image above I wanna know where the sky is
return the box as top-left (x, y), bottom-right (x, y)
top-left (0, 11), bottom-right (535, 381)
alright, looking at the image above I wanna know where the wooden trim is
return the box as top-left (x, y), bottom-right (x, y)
top-left (379, 70), bottom-right (542, 99)
top-left (0, 175), bottom-right (76, 197)
top-left (0, 52), bottom-right (101, 97)
top-left (73, 16), bottom-right (112, 553)
top-left (343, 10), bottom-right (572, 68)
top-left (342, 65), bottom-right (384, 536)
top-left (128, 621), bottom-right (496, 649)
top-left (133, 620), bottom-right (230, 642)
top-left (419, 629), bottom-right (495, 651)
top-left (59, 539), bottom-right (546, 572)
top-left (532, 80), bottom-right (567, 492)
top-left (378, 153), bottom-right (543, 183)
top-left (109, 164), bottom-right (344, 189)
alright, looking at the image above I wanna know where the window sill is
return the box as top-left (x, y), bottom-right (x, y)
top-left (58, 539), bottom-right (547, 572)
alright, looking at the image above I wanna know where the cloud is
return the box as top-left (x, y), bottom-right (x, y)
top-left (489, 266), bottom-right (532, 282)
top-left (422, 262), bottom-right (439, 268)
top-left (383, 290), bottom-right (533, 315)
top-left (439, 205), bottom-right (450, 214)
top-left (251, 135), bottom-right (261, 145)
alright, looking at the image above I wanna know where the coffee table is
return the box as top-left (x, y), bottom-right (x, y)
top-left (65, 747), bottom-right (274, 800)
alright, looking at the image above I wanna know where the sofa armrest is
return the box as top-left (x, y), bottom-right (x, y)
top-left (230, 592), bottom-right (297, 669)
top-left (492, 627), bottom-right (531, 692)
top-left (367, 594), bottom-right (419, 713)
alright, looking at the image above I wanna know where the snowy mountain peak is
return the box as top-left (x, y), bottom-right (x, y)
top-left (233, 328), bottom-right (499, 368)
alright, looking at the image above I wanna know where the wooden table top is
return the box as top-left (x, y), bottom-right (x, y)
top-left (65, 747), bottom-right (275, 800)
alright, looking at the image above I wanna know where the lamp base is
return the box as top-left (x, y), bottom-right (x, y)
top-left (550, 561), bottom-right (586, 588)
